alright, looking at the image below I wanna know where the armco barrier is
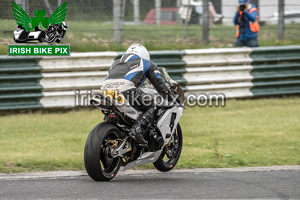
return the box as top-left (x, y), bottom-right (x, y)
top-left (181, 48), bottom-right (254, 98)
top-left (250, 46), bottom-right (300, 96)
top-left (0, 52), bottom-right (118, 110)
top-left (0, 46), bottom-right (299, 110)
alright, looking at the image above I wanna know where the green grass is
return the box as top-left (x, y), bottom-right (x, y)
top-left (1, 19), bottom-right (300, 55)
top-left (0, 97), bottom-right (300, 173)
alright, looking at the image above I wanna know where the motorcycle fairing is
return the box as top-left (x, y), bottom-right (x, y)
top-left (157, 106), bottom-right (183, 144)
top-left (120, 150), bottom-right (162, 171)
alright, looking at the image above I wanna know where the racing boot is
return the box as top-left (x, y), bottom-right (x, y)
top-left (128, 109), bottom-right (155, 145)
top-left (128, 121), bottom-right (148, 145)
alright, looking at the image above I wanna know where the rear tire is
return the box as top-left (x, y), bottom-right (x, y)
top-left (84, 122), bottom-right (122, 181)
top-left (153, 124), bottom-right (183, 172)
top-left (14, 36), bottom-right (22, 43)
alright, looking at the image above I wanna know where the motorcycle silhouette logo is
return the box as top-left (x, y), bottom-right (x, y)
top-left (13, 1), bottom-right (68, 43)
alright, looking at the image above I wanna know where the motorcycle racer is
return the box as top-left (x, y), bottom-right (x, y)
top-left (45, 21), bottom-right (67, 43)
top-left (102, 43), bottom-right (173, 145)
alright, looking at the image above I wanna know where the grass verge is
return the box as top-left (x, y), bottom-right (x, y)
top-left (0, 97), bottom-right (300, 173)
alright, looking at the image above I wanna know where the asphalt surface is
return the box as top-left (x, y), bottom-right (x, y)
top-left (0, 168), bottom-right (300, 199)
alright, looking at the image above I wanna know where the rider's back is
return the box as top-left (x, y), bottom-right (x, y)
top-left (102, 53), bottom-right (157, 92)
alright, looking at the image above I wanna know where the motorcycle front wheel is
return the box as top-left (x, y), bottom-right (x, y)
top-left (84, 122), bottom-right (122, 181)
top-left (153, 123), bottom-right (183, 172)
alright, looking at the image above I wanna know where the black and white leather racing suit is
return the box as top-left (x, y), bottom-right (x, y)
top-left (102, 53), bottom-right (173, 144)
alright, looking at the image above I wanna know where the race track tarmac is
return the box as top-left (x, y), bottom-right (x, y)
top-left (1, 167), bottom-right (299, 199)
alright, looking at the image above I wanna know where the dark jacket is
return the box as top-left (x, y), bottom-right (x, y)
top-left (233, 3), bottom-right (258, 40)
top-left (105, 53), bottom-right (172, 99)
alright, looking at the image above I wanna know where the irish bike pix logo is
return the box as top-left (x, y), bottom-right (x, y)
top-left (8, 1), bottom-right (70, 56)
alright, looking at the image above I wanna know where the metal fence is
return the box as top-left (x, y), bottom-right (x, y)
top-left (0, 0), bottom-right (300, 48)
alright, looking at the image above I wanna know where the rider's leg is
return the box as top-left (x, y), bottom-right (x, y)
top-left (123, 88), bottom-right (155, 144)
top-left (129, 107), bottom-right (155, 144)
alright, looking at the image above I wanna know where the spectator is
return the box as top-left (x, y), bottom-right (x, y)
top-left (179, 0), bottom-right (223, 26)
top-left (195, 1), bottom-right (217, 26)
top-left (233, 0), bottom-right (260, 47)
top-left (178, 0), bottom-right (202, 22)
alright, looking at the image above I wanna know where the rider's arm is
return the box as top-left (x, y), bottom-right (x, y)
top-left (147, 62), bottom-right (173, 101)
top-left (105, 59), bottom-right (120, 80)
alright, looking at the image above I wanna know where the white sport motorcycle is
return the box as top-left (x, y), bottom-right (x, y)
top-left (84, 67), bottom-right (185, 181)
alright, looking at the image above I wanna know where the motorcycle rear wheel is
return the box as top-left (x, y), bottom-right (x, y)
top-left (84, 122), bottom-right (122, 181)
top-left (153, 123), bottom-right (183, 172)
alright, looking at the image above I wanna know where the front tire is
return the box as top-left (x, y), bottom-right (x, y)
top-left (153, 124), bottom-right (183, 172)
top-left (84, 122), bottom-right (122, 181)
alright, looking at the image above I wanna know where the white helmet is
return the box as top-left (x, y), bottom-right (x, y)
top-left (62, 21), bottom-right (68, 31)
top-left (126, 43), bottom-right (150, 61)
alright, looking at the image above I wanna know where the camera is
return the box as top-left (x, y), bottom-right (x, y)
top-left (239, 4), bottom-right (246, 11)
